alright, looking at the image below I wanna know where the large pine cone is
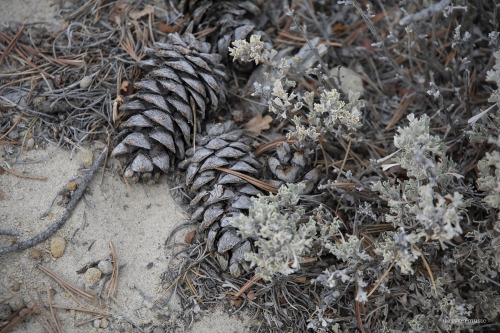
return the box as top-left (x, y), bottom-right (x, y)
top-left (179, 123), bottom-right (323, 277)
top-left (112, 33), bottom-right (225, 182)
top-left (178, 120), bottom-right (262, 276)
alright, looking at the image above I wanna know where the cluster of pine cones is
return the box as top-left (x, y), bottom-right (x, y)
top-left (111, 1), bottom-right (324, 277)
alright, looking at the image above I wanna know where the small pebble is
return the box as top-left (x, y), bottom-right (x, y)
top-left (0, 303), bottom-right (11, 321)
top-left (8, 298), bottom-right (23, 312)
top-left (25, 138), bottom-right (35, 150)
top-left (98, 260), bottom-right (113, 275)
top-left (84, 267), bottom-right (102, 284)
top-left (50, 237), bottom-right (66, 258)
top-left (65, 181), bottom-right (78, 192)
top-left (11, 281), bottom-right (21, 292)
top-left (93, 319), bottom-right (102, 328)
top-left (7, 130), bottom-right (19, 140)
top-left (80, 75), bottom-right (92, 89)
top-left (153, 327), bottom-right (165, 333)
top-left (100, 318), bottom-right (109, 328)
top-left (29, 249), bottom-right (42, 259)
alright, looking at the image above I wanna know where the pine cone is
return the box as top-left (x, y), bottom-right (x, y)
top-left (112, 33), bottom-right (225, 182)
top-left (178, 120), bottom-right (262, 276)
top-left (179, 123), bottom-right (323, 277)
top-left (178, 0), bottom-right (262, 60)
top-left (261, 141), bottom-right (322, 195)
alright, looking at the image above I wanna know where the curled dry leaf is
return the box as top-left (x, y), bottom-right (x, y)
top-left (184, 230), bottom-right (196, 244)
top-left (119, 81), bottom-right (135, 97)
top-left (109, 2), bottom-right (128, 26)
top-left (244, 114), bottom-right (273, 134)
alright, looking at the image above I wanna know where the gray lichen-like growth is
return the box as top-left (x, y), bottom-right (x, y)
top-left (229, 183), bottom-right (317, 280)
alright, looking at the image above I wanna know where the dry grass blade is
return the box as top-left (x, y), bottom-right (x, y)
top-left (214, 167), bottom-right (278, 194)
top-left (106, 242), bottom-right (119, 299)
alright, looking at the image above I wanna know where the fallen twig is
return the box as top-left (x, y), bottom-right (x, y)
top-left (0, 147), bottom-right (107, 255)
top-left (0, 165), bottom-right (48, 181)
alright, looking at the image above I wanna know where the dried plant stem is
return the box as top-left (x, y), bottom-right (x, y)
top-left (0, 147), bottom-right (107, 255)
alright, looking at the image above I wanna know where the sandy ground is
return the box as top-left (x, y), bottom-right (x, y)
top-left (0, 143), bottom-right (252, 332)
top-left (0, 0), bottom-right (252, 332)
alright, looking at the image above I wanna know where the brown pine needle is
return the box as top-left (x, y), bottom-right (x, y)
top-left (46, 283), bottom-right (63, 333)
top-left (235, 275), bottom-right (262, 298)
top-left (154, 273), bottom-right (183, 306)
top-left (106, 242), bottom-right (119, 299)
top-left (254, 136), bottom-right (297, 157)
top-left (367, 251), bottom-right (400, 298)
top-left (215, 167), bottom-right (278, 194)
top-left (51, 305), bottom-right (111, 316)
top-left (337, 139), bottom-right (352, 181)
top-left (0, 165), bottom-right (48, 181)
top-left (38, 265), bottom-right (98, 308)
top-left (413, 244), bottom-right (438, 297)
top-left (0, 25), bottom-right (24, 67)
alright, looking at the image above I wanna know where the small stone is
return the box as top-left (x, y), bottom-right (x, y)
top-left (100, 318), bottom-right (109, 328)
top-left (50, 237), bottom-right (66, 258)
top-left (0, 303), bottom-right (11, 321)
top-left (329, 66), bottom-right (364, 96)
top-left (8, 297), bottom-right (23, 312)
top-left (29, 249), bottom-right (43, 259)
top-left (153, 327), bottom-right (165, 333)
top-left (25, 138), bottom-right (35, 150)
top-left (7, 130), bottom-right (19, 140)
top-left (65, 181), bottom-right (78, 192)
top-left (11, 281), bottom-right (21, 292)
top-left (84, 267), bottom-right (102, 284)
top-left (98, 260), bottom-right (113, 275)
top-left (80, 75), bottom-right (93, 89)
top-left (93, 319), bottom-right (101, 328)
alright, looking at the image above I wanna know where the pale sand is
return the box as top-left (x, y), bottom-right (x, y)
top-left (0, 143), bottom-right (252, 332)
